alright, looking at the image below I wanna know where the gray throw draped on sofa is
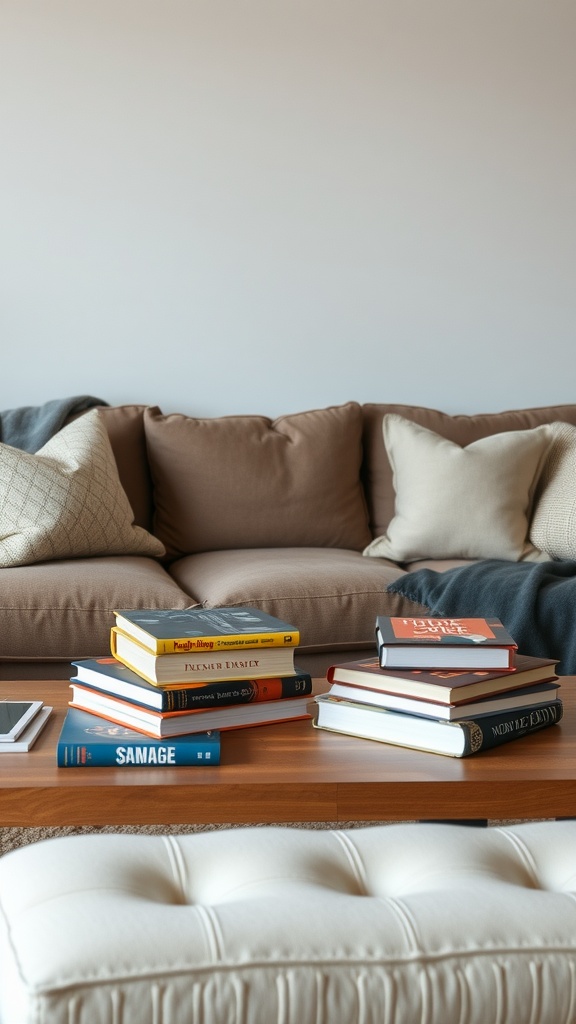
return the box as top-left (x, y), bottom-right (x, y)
top-left (388, 557), bottom-right (576, 674)
top-left (0, 395), bottom-right (108, 452)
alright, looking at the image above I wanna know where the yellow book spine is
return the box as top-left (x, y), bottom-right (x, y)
top-left (114, 618), bottom-right (300, 654)
top-left (109, 628), bottom-right (161, 686)
top-left (154, 631), bottom-right (300, 654)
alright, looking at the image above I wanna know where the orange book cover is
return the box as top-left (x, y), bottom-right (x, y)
top-left (376, 616), bottom-right (516, 646)
top-left (375, 616), bottom-right (518, 671)
top-left (68, 682), bottom-right (322, 739)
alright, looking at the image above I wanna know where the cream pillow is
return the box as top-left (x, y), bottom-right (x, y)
top-left (530, 421), bottom-right (576, 559)
top-left (0, 409), bottom-right (165, 567)
top-left (363, 414), bottom-right (552, 563)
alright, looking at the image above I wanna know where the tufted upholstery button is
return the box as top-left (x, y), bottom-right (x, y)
top-left (2, 821), bottom-right (576, 1023)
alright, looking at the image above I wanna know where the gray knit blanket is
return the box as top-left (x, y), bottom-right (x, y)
top-left (0, 395), bottom-right (108, 452)
top-left (387, 558), bottom-right (576, 674)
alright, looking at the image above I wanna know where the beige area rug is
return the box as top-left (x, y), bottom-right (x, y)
top-left (0, 823), bottom-right (399, 857)
top-left (1, 820), bottom-right (548, 858)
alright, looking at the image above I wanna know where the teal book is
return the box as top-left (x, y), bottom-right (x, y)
top-left (56, 707), bottom-right (220, 767)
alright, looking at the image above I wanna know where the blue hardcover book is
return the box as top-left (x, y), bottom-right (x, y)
top-left (57, 707), bottom-right (220, 767)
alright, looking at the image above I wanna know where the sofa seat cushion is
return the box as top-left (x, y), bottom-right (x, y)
top-left (168, 548), bottom-right (430, 653)
top-left (144, 403), bottom-right (372, 557)
top-left (0, 557), bottom-right (192, 663)
top-left (404, 557), bottom-right (480, 572)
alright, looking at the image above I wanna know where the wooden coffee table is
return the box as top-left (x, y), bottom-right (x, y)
top-left (0, 677), bottom-right (575, 827)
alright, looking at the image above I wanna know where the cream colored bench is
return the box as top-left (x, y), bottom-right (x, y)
top-left (2, 821), bottom-right (576, 1024)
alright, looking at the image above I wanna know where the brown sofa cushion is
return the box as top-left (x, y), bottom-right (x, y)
top-left (168, 548), bottom-right (429, 653)
top-left (362, 403), bottom-right (576, 541)
top-left (144, 404), bottom-right (372, 557)
top-left (97, 405), bottom-right (154, 532)
top-left (0, 556), bottom-right (193, 662)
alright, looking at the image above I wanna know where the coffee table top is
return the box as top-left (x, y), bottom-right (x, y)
top-left (0, 677), bottom-right (575, 827)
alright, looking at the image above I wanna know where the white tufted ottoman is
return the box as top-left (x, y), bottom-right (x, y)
top-left (2, 821), bottom-right (576, 1024)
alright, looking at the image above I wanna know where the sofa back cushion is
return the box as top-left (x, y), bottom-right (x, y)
top-left (362, 403), bottom-right (576, 540)
top-left (96, 405), bottom-right (155, 532)
top-left (144, 403), bottom-right (372, 557)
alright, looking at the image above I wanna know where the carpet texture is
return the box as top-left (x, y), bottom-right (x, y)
top-left (1, 820), bottom-right (544, 857)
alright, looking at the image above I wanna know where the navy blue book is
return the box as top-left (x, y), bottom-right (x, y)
top-left (56, 707), bottom-right (220, 767)
top-left (71, 657), bottom-right (312, 712)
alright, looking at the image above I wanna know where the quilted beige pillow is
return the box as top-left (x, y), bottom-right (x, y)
top-left (0, 409), bottom-right (165, 567)
top-left (530, 421), bottom-right (576, 559)
top-left (363, 414), bottom-right (552, 563)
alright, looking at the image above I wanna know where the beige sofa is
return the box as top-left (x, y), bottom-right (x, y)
top-left (2, 399), bottom-right (576, 681)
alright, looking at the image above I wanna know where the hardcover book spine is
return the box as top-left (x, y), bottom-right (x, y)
top-left (152, 631), bottom-right (300, 654)
top-left (459, 700), bottom-right (563, 755)
top-left (57, 736), bottom-right (221, 767)
top-left (161, 673), bottom-right (312, 711)
top-left (110, 628), bottom-right (295, 683)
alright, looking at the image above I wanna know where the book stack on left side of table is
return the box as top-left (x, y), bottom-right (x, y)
top-left (57, 606), bottom-right (314, 767)
top-left (311, 615), bottom-right (563, 758)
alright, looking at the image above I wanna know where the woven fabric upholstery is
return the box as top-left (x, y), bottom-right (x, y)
top-left (97, 404), bottom-right (154, 532)
top-left (361, 402), bottom-right (576, 540)
top-left (144, 403), bottom-right (372, 556)
top-left (2, 821), bottom-right (576, 1023)
top-left (363, 414), bottom-right (552, 563)
top-left (530, 420), bottom-right (576, 558)
top-left (168, 547), bottom-right (428, 651)
top-left (0, 556), bottom-right (193, 661)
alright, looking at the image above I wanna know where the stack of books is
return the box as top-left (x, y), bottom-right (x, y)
top-left (57, 607), bottom-right (313, 767)
top-left (311, 615), bottom-right (562, 757)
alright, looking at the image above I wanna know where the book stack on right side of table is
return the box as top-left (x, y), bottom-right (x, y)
top-left (312, 615), bottom-right (562, 758)
top-left (58, 606), bottom-right (314, 767)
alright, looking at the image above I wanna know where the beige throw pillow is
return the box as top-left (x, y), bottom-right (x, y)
top-left (363, 414), bottom-right (552, 563)
top-left (530, 421), bottom-right (576, 559)
top-left (0, 409), bottom-right (165, 567)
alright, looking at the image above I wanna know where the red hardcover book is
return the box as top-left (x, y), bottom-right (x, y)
top-left (327, 653), bottom-right (558, 705)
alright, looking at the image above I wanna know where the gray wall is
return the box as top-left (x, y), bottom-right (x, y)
top-left (1, 0), bottom-right (574, 418)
